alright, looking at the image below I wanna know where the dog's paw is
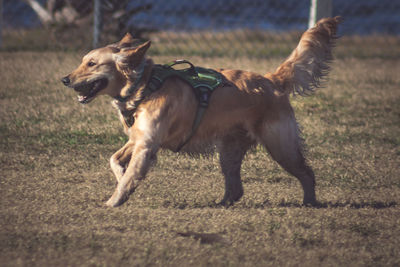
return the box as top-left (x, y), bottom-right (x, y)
top-left (105, 190), bottom-right (130, 207)
top-left (302, 199), bottom-right (320, 208)
top-left (216, 198), bottom-right (236, 208)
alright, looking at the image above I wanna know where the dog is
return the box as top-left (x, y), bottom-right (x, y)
top-left (62, 17), bottom-right (340, 207)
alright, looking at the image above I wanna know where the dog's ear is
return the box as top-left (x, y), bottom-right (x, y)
top-left (118, 33), bottom-right (136, 48)
top-left (109, 33), bottom-right (147, 51)
top-left (129, 40), bottom-right (151, 58)
top-left (120, 40), bottom-right (151, 62)
top-left (115, 41), bottom-right (151, 76)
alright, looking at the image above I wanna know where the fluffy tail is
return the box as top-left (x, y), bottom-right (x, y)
top-left (270, 16), bottom-right (341, 95)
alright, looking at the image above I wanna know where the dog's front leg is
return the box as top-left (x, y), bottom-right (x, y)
top-left (110, 141), bottom-right (135, 183)
top-left (106, 140), bottom-right (158, 207)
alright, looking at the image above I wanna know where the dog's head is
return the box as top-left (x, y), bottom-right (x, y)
top-left (61, 33), bottom-right (151, 104)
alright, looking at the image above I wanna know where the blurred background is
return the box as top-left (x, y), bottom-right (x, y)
top-left (1, 0), bottom-right (399, 58)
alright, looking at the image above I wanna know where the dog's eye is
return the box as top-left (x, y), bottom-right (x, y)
top-left (87, 61), bottom-right (96, 67)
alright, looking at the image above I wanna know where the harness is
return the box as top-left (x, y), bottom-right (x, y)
top-left (116, 59), bottom-right (223, 151)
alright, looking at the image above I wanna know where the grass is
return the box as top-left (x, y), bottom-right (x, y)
top-left (0, 34), bottom-right (399, 266)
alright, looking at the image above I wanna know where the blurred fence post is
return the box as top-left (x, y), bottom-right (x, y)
top-left (309, 0), bottom-right (332, 28)
top-left (0, 0), bottom-right (3, 48)
top-left (93, 0), bottom-right (103, 48)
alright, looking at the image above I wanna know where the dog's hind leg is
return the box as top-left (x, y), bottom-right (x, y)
top-left (261, 114), bottom-right (317, 206)
top-left (110, 141), bottom-right (135, 183)
top-left (217, 133), bottom-right (253, 206)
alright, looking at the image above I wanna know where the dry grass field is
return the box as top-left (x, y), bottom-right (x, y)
top-left (0, 37), bottom-right (399, 266)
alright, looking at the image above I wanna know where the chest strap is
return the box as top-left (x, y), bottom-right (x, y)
top-left (120, 60), bottom-right (223, 152)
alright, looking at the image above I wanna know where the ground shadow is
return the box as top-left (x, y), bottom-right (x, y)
top-left (277, 200), bottom-right (397, 209)
top-left (165, 199), bottom-right (397, 209)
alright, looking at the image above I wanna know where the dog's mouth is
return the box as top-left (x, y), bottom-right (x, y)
top-left (74, 78), bottom-right (108, 104)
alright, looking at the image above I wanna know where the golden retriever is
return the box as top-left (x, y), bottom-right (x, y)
top-left (62, 17), bottom-right (340, 207)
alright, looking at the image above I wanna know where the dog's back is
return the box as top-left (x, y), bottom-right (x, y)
top-left (158, 17), bottom-right (341, 151)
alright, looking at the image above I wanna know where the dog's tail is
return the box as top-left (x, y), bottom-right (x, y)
top-left (269, 16), bottom-right (341, 95)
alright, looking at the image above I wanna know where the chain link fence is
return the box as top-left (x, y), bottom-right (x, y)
top-left (1, 0), bottom-right (400, 58)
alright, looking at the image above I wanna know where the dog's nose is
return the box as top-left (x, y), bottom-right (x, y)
top-left (61, 76), bottom-right (70, 86)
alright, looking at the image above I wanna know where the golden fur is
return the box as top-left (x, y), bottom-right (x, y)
top-left (62, 17), bottom-right (340, 207)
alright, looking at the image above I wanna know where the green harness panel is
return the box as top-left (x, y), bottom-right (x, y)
top-left (149, 60), bottom-right (222, 93)
top-left (122, 60), bottom-right (223, 152)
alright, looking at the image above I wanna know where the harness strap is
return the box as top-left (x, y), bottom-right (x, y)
top-left (175, 86), bottom-right (210, 152)
top-left (119, 72), bottom-right (162, 128)
top-left (120, 109), bottom-right (135, 128)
